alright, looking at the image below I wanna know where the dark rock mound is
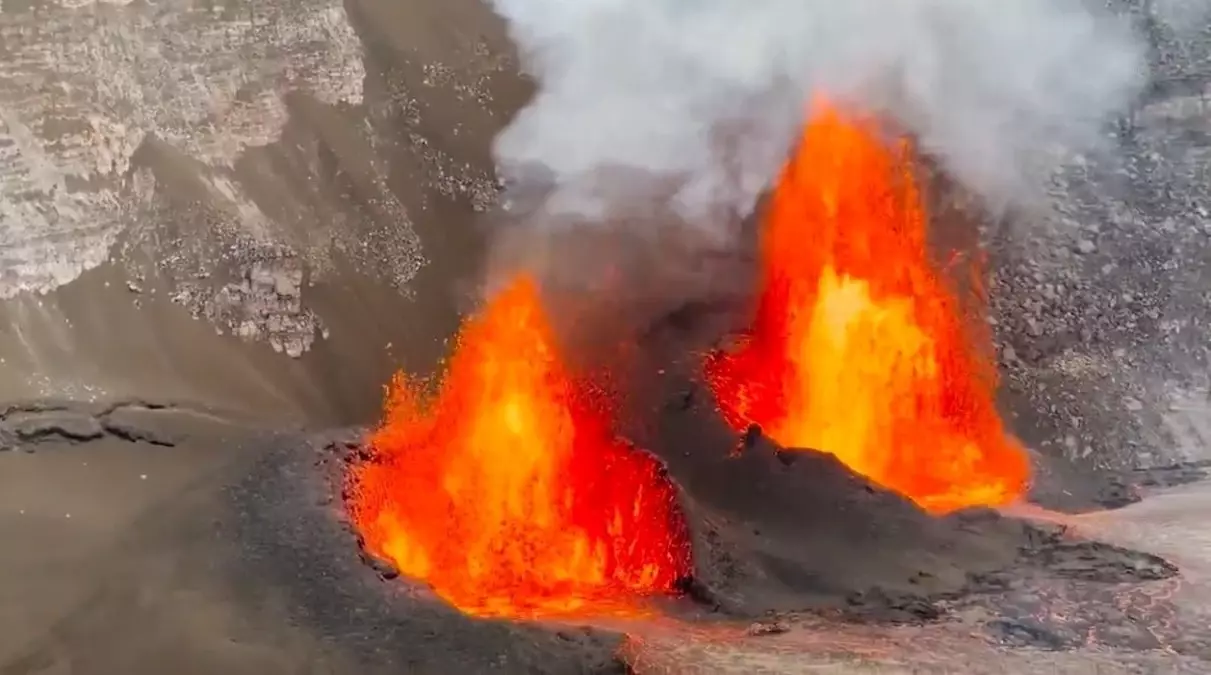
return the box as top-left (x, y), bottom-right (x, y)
top-left (611, 358), bottom-right (1184, 628)
top-left (229, 430), bottom-right (631, 675)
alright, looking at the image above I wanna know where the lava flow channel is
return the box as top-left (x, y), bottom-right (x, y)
top-left (706, 101), bottom-right (1030, 514)
top-left (346, 275), bottom-right (692, 618)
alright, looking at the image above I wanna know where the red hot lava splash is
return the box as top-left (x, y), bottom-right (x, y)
top-left (347, 275), bottom-right (692, 618)
top-left (706, 101), bottom-right (1030, 514)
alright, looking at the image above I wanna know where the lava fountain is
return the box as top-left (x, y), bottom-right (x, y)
top-left (346, 274), bottom-right (692, 618)
top-left (706, 101), bottom-right (1030, 514)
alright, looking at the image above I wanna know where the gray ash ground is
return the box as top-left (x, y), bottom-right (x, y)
top-left (233, 428), bottom-right (633, 675)
top-left (0, 400), bottom-right (188, 450)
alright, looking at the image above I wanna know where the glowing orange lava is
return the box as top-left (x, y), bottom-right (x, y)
top-left (706, 101), bottom-right (1030, 514)
top-left (347, 275), bottom-right (692, 618)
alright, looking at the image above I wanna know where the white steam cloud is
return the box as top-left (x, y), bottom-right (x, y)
top-left (489, 0), bottom-right (1148, 233)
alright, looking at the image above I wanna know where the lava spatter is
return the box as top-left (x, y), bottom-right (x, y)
top-left (706, 100), bottom-right (1030, 514)
top-left (347, 274), bottom-right (692, 618)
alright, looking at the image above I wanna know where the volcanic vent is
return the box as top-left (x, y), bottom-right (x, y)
top-left (707, 101), bottom-right (1031, 514)
top-left (346, 275), bottom-right (692, 618)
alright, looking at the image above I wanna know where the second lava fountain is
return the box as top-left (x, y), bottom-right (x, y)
top-left (707, 100), bottom-right (1031, 514)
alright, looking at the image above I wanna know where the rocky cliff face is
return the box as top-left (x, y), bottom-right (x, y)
top-left (0, 0), bottom-right (1205, 471)
top-left (0, 0), bottom-right (519, 424)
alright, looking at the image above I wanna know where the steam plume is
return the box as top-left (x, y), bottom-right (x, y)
top-left (489, 0), bottom-right (1148, 234)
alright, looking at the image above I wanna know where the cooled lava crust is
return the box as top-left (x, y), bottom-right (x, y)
top-left (217, 357), bottom-right (1193, 675)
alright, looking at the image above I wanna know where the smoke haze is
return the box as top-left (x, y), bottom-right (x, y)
top-left (488, 0), bottom-right (1148, 234)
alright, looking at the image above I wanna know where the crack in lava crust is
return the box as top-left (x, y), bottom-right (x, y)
top-left (346, 275), bottom-right (692, 619)
top-left (706, 100), bottom-right (1031, 514)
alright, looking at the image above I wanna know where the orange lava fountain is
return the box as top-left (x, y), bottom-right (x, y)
top-left (347, 275), bottom-right (692, 618)
top-left (706, 101), bottom-right (1030, 514)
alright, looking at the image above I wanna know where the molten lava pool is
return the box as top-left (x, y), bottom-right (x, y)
top-left (706, 101), bottom-right (1030, 514)
top-left (346, 275), bottom-right (692, 618)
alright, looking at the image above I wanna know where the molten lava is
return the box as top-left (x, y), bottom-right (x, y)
top-left (347, 275), bottom-right (692, 618)
top-left (706, 102), bottom-right (1030, 514)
